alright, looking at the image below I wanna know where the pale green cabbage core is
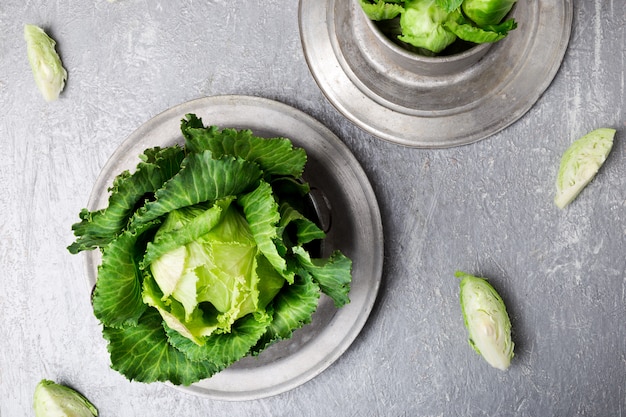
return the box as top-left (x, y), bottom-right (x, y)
top-left (144, 199), bottom-right (285, 345)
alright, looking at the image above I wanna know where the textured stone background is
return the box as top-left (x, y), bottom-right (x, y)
top-left (1, 0), bottom-right (624, 416)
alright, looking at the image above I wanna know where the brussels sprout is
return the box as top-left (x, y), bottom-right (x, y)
top-left (33, 380), bottom-right (98, 417)
top-left (554, 128), bottom-right (616, 209)
top-left (462, 0), bottom-right (517, 27)
top-left (398, 0), bottom-right (459, 54)
top-left (456, 271), bottom-right (514, 371)
top-left (24, 24), bottom-right (67, 101)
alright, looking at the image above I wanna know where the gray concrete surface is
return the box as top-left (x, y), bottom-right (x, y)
top-left (1, 1), bottom-right (624, 416)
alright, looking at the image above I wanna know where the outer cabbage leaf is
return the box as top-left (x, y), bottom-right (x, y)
top-left (103, 309), bottom-right (221, 385)
top-left (91, 220), bottom-right (160, 328)
top-left (68, 146), bottom-right (185, 254)
top-left (238, 180), bottom-right (294, 283)
top-left (462, 0), bottom-right (517, 26)
top-left (292, 246), bottom-right (352, 308)
top-left (251, 273), bottom-right (321, 355)
top-left (181, 115), bottom-right (307, 179)
top-left (271, 176), bottom-right (311, 198)
top-left (279, 202), bottom-right (326, 246)
top-left (130, 151), bottom-right (262, 227)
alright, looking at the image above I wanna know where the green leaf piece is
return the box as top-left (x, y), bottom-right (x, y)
top-left (398, 0), bottom-right (459, 54)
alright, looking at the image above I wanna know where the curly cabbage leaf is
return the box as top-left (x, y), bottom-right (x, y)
top-left (554, 128), bottom-right (615, 209)
top-left (68, 146), bottom-right (186, 254)
top-left (103, 309), bottom-right (222, 385)
top-left (69, 116), bottom-right (352, 385)
top-left (456, 271), bottom-right (514, 371)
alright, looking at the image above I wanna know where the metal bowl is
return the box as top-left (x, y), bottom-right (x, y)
top-left (299, 0), bottom-right (573, 147)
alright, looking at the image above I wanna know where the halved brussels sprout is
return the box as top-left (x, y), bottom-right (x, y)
top-left (554, 128), bottom-right (616, 209)
top-left (456, 271), bottom-right (514, 371)
top-left (33, 379), bottom-right (98, 417)
top-left (24, 24), bottom-right (67, 101)
top-left (462, 0), bottom-right (517, 26)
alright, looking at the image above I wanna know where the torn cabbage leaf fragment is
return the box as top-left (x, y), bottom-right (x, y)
top-left (456, 271), bottom-right (514, 371)
top-left (554, 128), bottom-right (615, 209)
top-left (24, 24), bottom-right (67, 101)
top-left (33, 379), bottom-right (98, 417)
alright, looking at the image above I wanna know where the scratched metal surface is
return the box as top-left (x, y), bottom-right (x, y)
top-left (1, 1), bottom-right (625, 416)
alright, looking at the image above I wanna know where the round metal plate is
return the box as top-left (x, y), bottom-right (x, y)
top-left (299, 0), bottom-right (573, 148)
top-left (84, 95), bottom-right (383, 401)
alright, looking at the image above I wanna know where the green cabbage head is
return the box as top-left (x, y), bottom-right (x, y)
top-left (68, 115), bottom-right (352, 385)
